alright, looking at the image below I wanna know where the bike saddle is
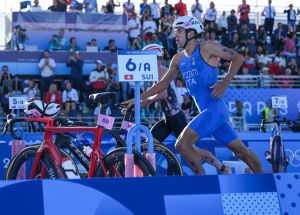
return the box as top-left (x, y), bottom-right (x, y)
top-left (89, 92), bottom-right (116, 104)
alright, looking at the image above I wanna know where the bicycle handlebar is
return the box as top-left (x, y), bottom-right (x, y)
top-left (260, 116), bottom-right (296, 133)
top-left (2, 114), bottom-right (25, 140)
top-left (2, 114), bottom-right (89, 140)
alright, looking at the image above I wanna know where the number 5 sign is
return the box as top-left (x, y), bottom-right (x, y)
top-left (271, 96), bottom-right (288, 109)
top-left (117, 50), bottom-right (158, 82)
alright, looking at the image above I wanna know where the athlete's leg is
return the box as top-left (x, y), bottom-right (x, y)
top-left (150, 118), bottom-right (171, 144)
top-left (227, 139), bottom-right (264, 173)
top-left (193, 146), bottom-right (231, 174)
top-left (175, 127), bottom-right (205, 175)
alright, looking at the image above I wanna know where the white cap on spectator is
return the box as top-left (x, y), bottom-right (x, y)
top-left (96, 60), bottom-right (103, 64)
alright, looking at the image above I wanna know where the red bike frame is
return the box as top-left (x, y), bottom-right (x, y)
top-left (24, 117), bottom-right (105, 179)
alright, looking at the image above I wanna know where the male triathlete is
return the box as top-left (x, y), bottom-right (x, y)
top-left (136, 43), bottom-right (231, 173)
top-left (123, 16), bottom-right (263, 174)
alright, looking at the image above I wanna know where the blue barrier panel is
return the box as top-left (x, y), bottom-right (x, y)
top-left (0, 173), bottom-right (299, 215)
top-left (1, 131), bottom-right (300, 179)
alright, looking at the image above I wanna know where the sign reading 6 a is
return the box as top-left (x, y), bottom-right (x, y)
top-left (126, 58), bottom-right (151, 72)
top-left (117, 51), bottom-right (158, 82)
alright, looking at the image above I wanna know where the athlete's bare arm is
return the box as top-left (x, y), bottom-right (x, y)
top-left (140, 65), bottom-right (169, 108)
top-left (202, 41), bottom-right (244, 98)
top-left (122, 53), bottom-right (182, 108)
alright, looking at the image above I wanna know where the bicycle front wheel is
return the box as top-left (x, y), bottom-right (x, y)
top-left (93, 147), bottom-right (155, 177)
top-left (5, 146), bottom-right (71, 180)
top-left (271, 136), bottom-right (283, 173)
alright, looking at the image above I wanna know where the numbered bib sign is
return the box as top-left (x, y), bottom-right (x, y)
top-left (121, 120), bottom-right (135, 130)
top-left (117, 50), bottom-right (158, 82)
top-left (271, 96), bottom-right (288, 109)
top-left (97, 114), bottom-right (115, 130)
top-left (9, 96), bottom-right (27, 109)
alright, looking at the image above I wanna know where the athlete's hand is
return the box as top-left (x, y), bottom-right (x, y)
top-left (210, 82), bottom-right (228, 98)
top-left (121, 99), bottom-right (135, 114)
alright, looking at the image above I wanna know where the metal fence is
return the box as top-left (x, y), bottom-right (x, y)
top-left (218, 75), bottom-right (300, 88)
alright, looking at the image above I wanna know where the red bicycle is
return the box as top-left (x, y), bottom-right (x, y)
top-left (3, 95), bottom-right (155, 179)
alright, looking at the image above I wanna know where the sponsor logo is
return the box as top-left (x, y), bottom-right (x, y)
top-left (285, 148), bottom-right (300, 167)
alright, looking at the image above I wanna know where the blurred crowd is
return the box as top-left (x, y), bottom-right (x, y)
top-left (1, 0), bottom-right (300, 124)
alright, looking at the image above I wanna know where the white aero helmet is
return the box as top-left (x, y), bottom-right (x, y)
top-left (173, 16), bottom-right (204, 34)
top-left (25, 98), bottom-right (60, 118)
top-left (142, 44), bottom-right (164, 57)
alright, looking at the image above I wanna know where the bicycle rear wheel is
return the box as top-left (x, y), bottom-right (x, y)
top-left (93, 147), bottom-right (155, 177)
top-left (5, 146), bottom-right (71, 180)
top-left (141, 143), bottom-right (183, 176)
top-left (271, 136), bottom-right (283, 173)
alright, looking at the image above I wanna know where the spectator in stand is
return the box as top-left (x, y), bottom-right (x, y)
top-left (44, 83), bottom-right (62, 105)
top-left (227, 9), bottom-right (238, 41)
top-left (284, 4), bottom-right (297, 32)
top-left (58, 29), bottom-right (67, 49)
top-left (107, 63), bottom-right (121, 115)
top-left (57, 0), bottom-right (67, 11)
top-left (210, 31), bottom-right (220, 44)
top-left (30, 0), bottom-right (42, 12)
top-left (262, 0), bottom-right (276, 35)
top-left (142, 15), bottom-right (157, 37)
top-left (1, 87), bottom-right (13, 116)
top-left (48, 0), bottom-right (61, 11)
top-left (39, 50), bottom-right (56, 98)
top-left (62, 81), bottom-right (79, 116)
top-left (149, 0), bottom-right (161, 29)
top-left (49, 34), bottom-right (61, 51)
top-left (278, 68), bottom-right (294, 88)
top-left (273, 22), bottom-right (287, 51)
top-left (203, 31), bottom-right (210, 41)
top-left (140, 0), bottom-right (150, 15)
top-left (256, 25), bottom-right (267, 46)
top-left (239, 23), bottom-right (250, 46)
top-left (269, 58), bottom-right (284, 76)
top-left (13, 25), bottom-right (28, 51)
top-left (103, 39), bottom-right (120, 52)
top-left (237, 0), bottom-right (250, 27)
top-left (259, 67), bottom-right (272, 88)
top-left (191, 0), bottom-right (203, 22)
top-left (204, 2), bottom-right (217, 26)
top-left (128, 12), bottom-right (141, 50)
top-left (0, 65), bottom-right (13, 98)
top-left (255, 45), bottom-right (270, 70)
top-left (273, 50), bottom-right (286, 68)
top-left (89, 60), bottom-right (109, 93)
top-left (218, 11), bottom-right (228, 40)
top-left (174, 0), bottom-right (187, 17)
top-left (248, 36), bottom-right (257, 56)
top-left (287, 58), bottom-right (298, 75)
top-left (83, 0), bottom-right (98, 13)
top-left (106, 0), bottom-right (120, 13)
top-left (66, 37), bottom-right (80, 52)
top-left (123, 0), bottom-right (135, 18)
top-left (161, 0), bottom-right (174, 24)
top-left (227, 32), bottom-right (240, 51)
top-left (242, 46), bottom-right (255, 70)
top-left (87, 38), bottom-right (100, 51)
top-left (282, 32), bottom-right (297, 58)
top-left (140, 5), bottom-right (152, 26)
top-left (66, 51), bottom-right (84, 93)
top-left (149, 33), bottom-right (163, 46)
top-left (174, 77), bottom-right (188, 108)
top-left (24, 80), bottom-right (40, 101)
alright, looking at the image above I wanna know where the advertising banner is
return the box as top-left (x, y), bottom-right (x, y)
top-left (223, 88), bottom-right (300, 123)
